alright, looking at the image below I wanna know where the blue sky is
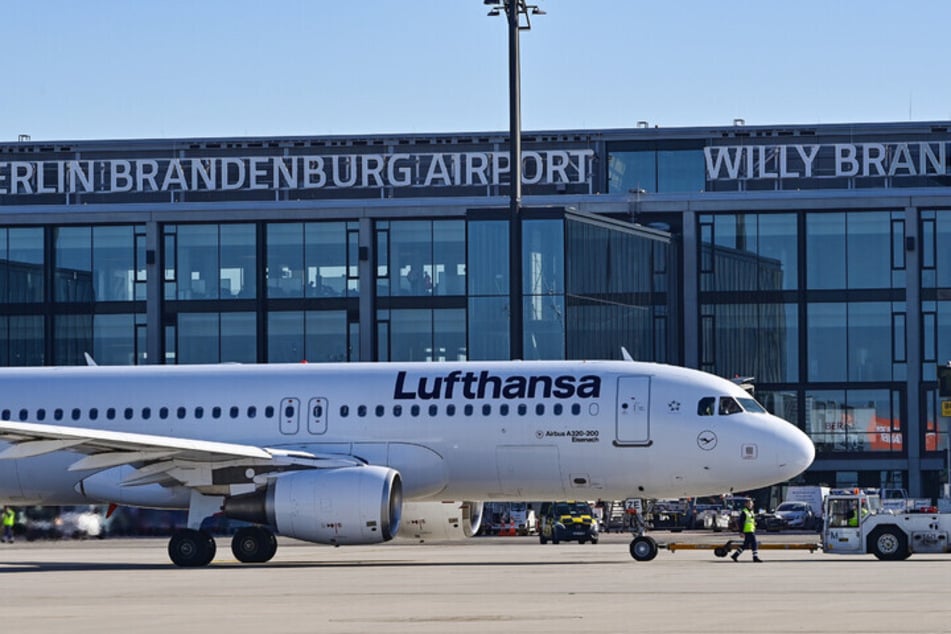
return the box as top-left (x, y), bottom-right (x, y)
top-left (5, 0), bottom-right (951, 141)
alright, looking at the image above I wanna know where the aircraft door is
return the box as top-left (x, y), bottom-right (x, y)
top-left (307, 397), bottom-right (328, 434)
top-left (616, 376), bottom-right (651, 445)
top-left (280, 397), bottom-right (300, 434)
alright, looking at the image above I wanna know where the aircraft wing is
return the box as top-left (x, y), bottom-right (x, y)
top-left (0, 419), bottom-right (361, 491)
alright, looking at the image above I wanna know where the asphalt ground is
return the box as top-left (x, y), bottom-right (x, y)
top-left (0, 531), bottom-right (949, 634)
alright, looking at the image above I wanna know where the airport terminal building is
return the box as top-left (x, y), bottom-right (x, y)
top-left (2, 120), bottom-right (950, 498)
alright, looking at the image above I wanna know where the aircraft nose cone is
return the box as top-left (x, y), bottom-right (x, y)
top-left (777, 419), bottom-right (815, 479)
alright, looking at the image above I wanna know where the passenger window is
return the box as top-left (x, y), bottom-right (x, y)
top-left (464, 404), bottom-right (473, 416)
top-left (697, 397), bottom-right (716, 416)
top-left (195, 407), bottom-right (204, 419)
top-left (500, 404), bottom-right (509, 416)
top-left (107, 408), bottom-right (116, 420)
top-left (159, 407), bottom-right (169, 419)
top-left (340, 405), bottom-right (349, 417)
top-left (1, 409), bottom-right (9, 420)
top-left (54, 408), bottom-right (63, 421)
top-left (124, 408), bottom-right (134, 420)
top-left (393, 405), bottom-right (402, 417)
top-left (357, 405), bottom-right (366, 418)
top-left (88, 408), bottom-right (99, 421)
top-left (230, 406), bottom-right (239, 418)
top-left (375, 405), bottom-right (385, 417)
top-left (482, 404), bottom-right (491, 416)
top-left (18, 408), bottom-right (28, 421)
top-left (719, 397), bottom-right (742, 416)
top-left (447, 404), bottom-right (456, 416)
top-left (571, 403), bottom-right (581, 416)
top-left (142, 407), bottom-right (151, 420)
top-left (248, 406), bottom-right (257, 418)
top-left (37, 409), bottom-right (46, 421)
top-left (212, 407), bottom-right (221, 419)
top-left (265, 406), bottom-right (274, 418)
top-left (71, 408), bottom-right (81, 421)
top-left (410, 405), bottom-right (420, 417)
top-left (554, 403), bottom-right (563, 416)
top-left (535, 403), bottom-right (544, 416)
top-left (177, 407), bottom-right (186, 419)
top-left (518, 404), bottom-right (527, 416)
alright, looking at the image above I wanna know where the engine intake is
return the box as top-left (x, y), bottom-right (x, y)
top-left (224, 466), bottom-right (402, 545)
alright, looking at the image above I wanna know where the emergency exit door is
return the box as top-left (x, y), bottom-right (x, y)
top-left (616, 376), bottom-right (651, 445)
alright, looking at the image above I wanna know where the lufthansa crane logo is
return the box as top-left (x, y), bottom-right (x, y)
top-left (697, 430), bottom-right (718, 451)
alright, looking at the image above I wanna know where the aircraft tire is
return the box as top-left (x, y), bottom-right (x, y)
top-left (232, 526), bottom-right (278, 563)
top-left (168, 529), bottom-right (217, 567)
top-left (630, 535), bottom-right (658, 561)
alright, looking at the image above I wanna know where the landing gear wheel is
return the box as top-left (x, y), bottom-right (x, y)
top-left (630, 535), bottom-right (658, 561)
top-left (868, 526), bottom-right (909, 561)
top-left (168, 529), bottom-right (217, 567)
top-left (231, 526), bottom-right (278, 563)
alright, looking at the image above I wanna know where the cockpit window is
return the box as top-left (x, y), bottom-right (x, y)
top-left (718, 397), bottom-right (742, 415)
top-left (737, 397), bottom-right (766, 413)
top-left (697, 397), bottom-right (716, 416)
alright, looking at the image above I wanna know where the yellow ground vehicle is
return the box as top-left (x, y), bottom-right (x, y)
top-left (538, 501), bottom-right (599, 544)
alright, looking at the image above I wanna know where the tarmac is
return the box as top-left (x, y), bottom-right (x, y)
top-left (1, 531), bottom-right (949, 634)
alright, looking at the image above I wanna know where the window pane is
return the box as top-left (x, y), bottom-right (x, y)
top-left (219, 224), bottom-right (256, 299)
top-left (657, 149), bottom-right (705, 192)
top-left (221, 312), bottom-right (256, 362)
top-left (268, 311), bottom-right (304, 363)
top-left (806, 213), bottom-right (846, 289)
top-left (808, 303), bottom-right (847, 381)
top-left (306, 310), bottom-right (349, 362)
top-left (54, 314), bottom-right (92, 365)
top-left (433, 221), bottom-right (466, 296)
top-left (523, 219), bottom-right (564, 295)
top-left (758, 214), bottom-right (798, 290)
top-left (468, 221), bottom-right (508, 296)
top-left (7, 227), bottom-right (44, 303)
top-left (847, 302), bottom-right (895, 381)
top-left (434, 308), bottom-right (467, 361)
top-left (7, 315), bottom-right (44, 365)
top-left (176, 225), bottom-right (218, 300)
top-left (468, 297), bottom-right (509, 360)
top-left (55, 226), bottom-right (93, 302)
top-left (389, 309), bottom-right (432, 361)
top-left (93, 314), bottom-right (135, 365)
top-left (267, 223), bottom-right (304, 298)
top-left (847, 212), bottom-right (892, 289)
top-left (390, 221), bottom-right (432, 297)
top-left (523, 295), bottom-right (565, 360)
top-left (702, 303), bottom-right (798, 382)
top-left (93, 226), bottom-right (135, 301)
top-left (306, 222), bottom-right (349, 297)
top-left (178, 313), bottom-right (219, 364)
top-left (608, 151), bottom-right (656, 193)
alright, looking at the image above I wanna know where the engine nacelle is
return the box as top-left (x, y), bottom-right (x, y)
top-left (398, 501), bottom-right (483, 541)
top-left (224, 466), bottom-right (402, 545)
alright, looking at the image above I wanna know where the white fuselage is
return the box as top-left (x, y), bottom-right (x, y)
top-left (0, 359), bottom-right (814, 506)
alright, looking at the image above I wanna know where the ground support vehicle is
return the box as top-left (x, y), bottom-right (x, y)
top-left (823, 489), bottom-right (950, 560)
top-left (538, 501), bottom-right (599, 545)
top-left (630, 489), bottom-right (951, 562)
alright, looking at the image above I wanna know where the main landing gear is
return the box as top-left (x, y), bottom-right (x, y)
top-left (167, 526), bottom-right (278, 567)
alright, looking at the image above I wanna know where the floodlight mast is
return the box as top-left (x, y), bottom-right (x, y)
top-left (485, 0), bottom-right (544, 359)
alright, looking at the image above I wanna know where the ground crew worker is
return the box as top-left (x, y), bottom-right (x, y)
top-left (2, 506), bottom-right (15, 543)
top-left (731, 498), bottom-right (762, 562)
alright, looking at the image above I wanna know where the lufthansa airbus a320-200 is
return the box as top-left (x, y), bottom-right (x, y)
top-left (0, 357), bottom-right (814, 566)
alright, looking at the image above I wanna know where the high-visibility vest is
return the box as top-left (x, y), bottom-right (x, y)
top-left (741, 508), bottom-right (756, 533)
top-left (2, 509), bottom-right (14, 527)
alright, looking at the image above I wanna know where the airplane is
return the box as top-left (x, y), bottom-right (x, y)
top-left (0, 358), bottom-right (814, 566)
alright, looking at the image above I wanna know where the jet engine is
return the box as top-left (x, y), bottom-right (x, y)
top-left (398, 501), bottom-right (483, 541)
top-left (224, 466), bottom-right (402, 545)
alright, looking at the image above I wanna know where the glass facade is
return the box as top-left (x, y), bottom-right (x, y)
top-left (4, 121), bottom-right (951, 498)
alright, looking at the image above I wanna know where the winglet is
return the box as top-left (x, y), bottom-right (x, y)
top-left (83, 353), bottom-right (98, 367)
top-left (621, 347), bottom-right (634, 362)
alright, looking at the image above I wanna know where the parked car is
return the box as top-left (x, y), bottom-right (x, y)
top-left (538, 501), bottom-right (599, 544)
top-left (769, 501), bottom-right (817, 531)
